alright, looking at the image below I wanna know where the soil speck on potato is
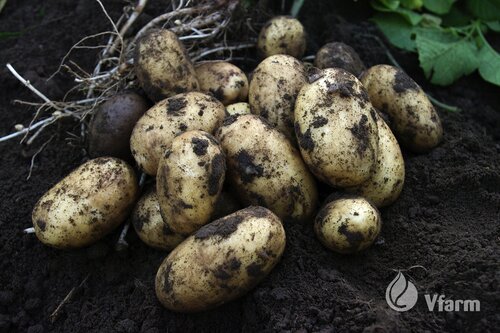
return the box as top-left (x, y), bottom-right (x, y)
top-left (208, 154), bottom-right (225, 196)
top-left (167, 97), bottom-right (187, 116)
top-left (393, 69), bottom-right (419, 93)
top-left (191, 137), bottom-right (209, 156)
top-left (194, 214), bottom-right (245, 241)
top-left (235, 150), bottom-right (264, 183)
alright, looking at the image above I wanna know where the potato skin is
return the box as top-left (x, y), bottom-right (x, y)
top-left (294, 68), bottom-right (379, 187)
top-left (32, 158), bottom-right (138, 249)
top-left (135, 29), bottom-right (199, 101)
top-left (130, 92), bottom-right (225, 175)
top-left (257, 16), bottom-right (306, 59)
top-left (346, 111), bottom-right (405, 207)
top-left (314, 42), bottom-right (365, 77)
top-left (155, 206), bottom-right (285, 312)
top-left (195, 61), bottom-right (249, 105)
top-left (132, 188), bottom-right (184, 250)
top-left (216, 114), bottom-right (318, 221)
top-left (157, 131), bottom-right (226, 235)
top-left (314, 197), bottom-right (381, 254)
top-left (226, 102), bottom-right (251, 116)
top-left (249, 55), bottom-right (307, 142)
top-left (360, 65), bottom-right (443, 153)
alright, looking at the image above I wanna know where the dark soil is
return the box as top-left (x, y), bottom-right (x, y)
top-left (0, 1), bottom-right (499, 332)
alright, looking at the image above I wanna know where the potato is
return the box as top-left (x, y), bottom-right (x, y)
top-left (131, 188), bottom-right (185, 250)
top-left (88, 92), bottom-right (150, 161)
top-left (130, 92), bottom-right (225, 175)
top-left (216, 114), bottom-right (318, 221)
top-left (195, 61), bottom-right (249, 105)
top-left (346, 111), bottom-right (405, 207)
top-left (314, 42), bottom-right (365, 77)
top-left (257, 16), bottom-right (306, 59)
top-left (135, 29), bottom-right (199, 101)
top-left (155, 206), bottom-right (285, 312)
top-left (314, 196), bottom-right (381, 254)
top-left (360, 65), bottom-right (443, 153)
top-left (294, 68), bottom-right (379, 187)
top-left (157, 130), bottom-right (226, 235)
top-left (249, 55), bottom-right (307, 142)
top-left (32, 157), bottom-right (138, 249)
top-left (226, 102), bottom-right (251, 116)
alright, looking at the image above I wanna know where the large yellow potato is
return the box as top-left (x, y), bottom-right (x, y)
top-left (155, 206), bottom-right (286, 312)
top-left (257, 16), bottom-right (306, 59)
top-left (32, 158), bottom-right (138, 249)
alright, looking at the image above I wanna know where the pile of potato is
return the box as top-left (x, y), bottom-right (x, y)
top-left (31, 16), bottom-right (442, 312)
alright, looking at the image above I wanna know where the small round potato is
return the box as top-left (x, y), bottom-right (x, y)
top-left (314, 42), bottom-right (366, 77)
top-left (32, 157), bottom-right (138, 249)
top-left (346, 111), bottom-right (405, 207)
top-left (257, 16), bottom-right (306, 59)
top-left (314, 196), bottom-right (381, 254)
top-left (360, 65), bottom-right (443, 153)
top-left (132, 188), bottom-right (185, 250)
top-left (130, 92), bottom-right (225, 175)
top-left (294, 68), bottom-right (379, 187)
top-left (195, 61), bottom-right (249, 105)
top-left (157, 131), bottom-right (226, 235)
top-left (249, 55), bottom-right (307, 142)
top-left (88, 92), bottom-right (149, 161)
top-left (135, 29), bottom-right (199, 101)
top-left (216, 114), bottom-right (318, 221)
top-left (226, 102), bottom-right (251, 116)
top-left (155, 206), bottom-right (286, 312)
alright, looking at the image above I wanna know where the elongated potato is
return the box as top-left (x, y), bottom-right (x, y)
top-left (257, 16), bottom-right (306, 59)
top-left (130, 92), bottom-right (225, 175)
top-left (132, 188), bottom-right (185, 250)
top-left (360, 65), bottom-right (443, 152)
top-left (32, 158), bottom-right (138, 249)
top-left (226, 102), bottom-right (251, 116)
top-left (216, 114), bottom-right (318, 221)
top-left (346, 111), bottom-right (405, 207)
top-left (314, 42), bottom-right (365, 77)
top-left (157, 131), bottom-right (226, 235)
top-left (249, 55), bottom-right (307, 142)
top-left (294, 68), bottom-right (379, 187)
top-left (155, 206), bottom-right (286, 312)
top-left (135, 29), bottom-right (199, 101)
top-left (195, 61), bottom-right (249, 105)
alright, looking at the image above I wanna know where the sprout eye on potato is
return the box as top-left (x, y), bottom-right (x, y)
top-left (257, 16), bottom-right (306, 59)
top-left (314, 42), bottom-right (366, 77)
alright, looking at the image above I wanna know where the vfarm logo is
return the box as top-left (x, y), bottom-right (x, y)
top-left (385, 271), bottom-right (481, 312)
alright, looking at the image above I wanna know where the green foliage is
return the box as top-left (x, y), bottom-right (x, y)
top-left (0, 0), bottom-right (6, 14)
top-left (371, 0), bottom-right (500, 86)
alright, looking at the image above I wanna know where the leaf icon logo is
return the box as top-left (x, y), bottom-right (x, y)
top-left (385, 271), bottom-right (418, 311)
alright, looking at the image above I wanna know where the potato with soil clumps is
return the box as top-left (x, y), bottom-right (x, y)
top-left (157, 131), bottom-right (226, 235)
top-left (88, 92), bottom-right (149, 161)
top-left (195, 61), bottom-right (249, 105)
top-left (294, 68), bottom-right (379, 187)
top-left (132, 188), bottom-right (185, 250)
top-left (360, 65), bottom-right (443, 153)
top-left (155, 206), bottom-right (286, 312)
top-left (314, 42), bottom-right (365, 77)
top-left (314, 196), bottom-right (381, 254)
top-left (216, 114), bottom-right (318, 221)
top-left (135, 29), bottom-right (199, 101)
top-left (226, 102), bottom-right (251, 116)
top-left (130, 92), bottom-right (225, 175)
top-left (32, 157), bottom-right (138, 249)
top-left (257, 16), bottom-right (306, 59)
top-left (249, 54), bottom-right (307, 142)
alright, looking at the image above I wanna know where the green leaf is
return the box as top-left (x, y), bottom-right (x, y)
top-left (372, 13), bottom-right (417, 51)
top-left (465, 0), bottom-right (500, 21)
top-left (290, 0), bottom-right (305, 17)
top-left (485, 21), bottom-right (500, 32)
top-left (423, 0), bottom-right (455, 15)
top-left (477, 30), bottom-right (500, 85)
top-left (371, 0), bottom-right (423, 25)
top-left (371, 0), bottom-right (401, 11)
top-left (401, 0), bottom-right (423, 10)
top-left (441, 5), bottom-right (473, 26)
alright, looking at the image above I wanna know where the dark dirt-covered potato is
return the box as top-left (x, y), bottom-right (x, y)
top-left (314, 42), bottom-right (365, 77)
top-left (257, 16), bottom-right (306, 59)
top-left (135, 29), bottom-right (199, 101)
top-left (294, 68), bottom-right (379, 187)
top-left (155, 206), bottom-right (285, 312)
top-left (156, 130), bottom-right (226, 235)
top-left (346, 111), bottom-right (405, 207)
top-left (216, 114), bottom-right (318, 221)
top-left (249, 55), bottom-right (307, 142)
top-left (130, 92), bottom-right (225, 175)
top-left (360, 65), bottom-right (443, 153)
top-left (88, 92), bottom-right (150, 161)
top-left (131, 188), bottom-right (184, 250)
top-left (226, 102), bottom-right (251, 116)
top-left (195, 61), bottom-right (249, 105)
top-left (314, 196), bottom-right (381, 254)
top-left (32, 157), bottom-right (138, 249)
